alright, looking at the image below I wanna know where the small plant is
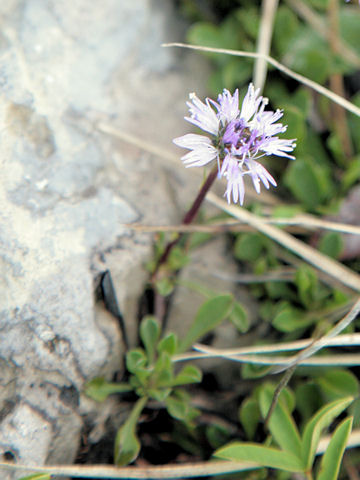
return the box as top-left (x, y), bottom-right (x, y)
top-left (86, 294), bottom-right (239, 465)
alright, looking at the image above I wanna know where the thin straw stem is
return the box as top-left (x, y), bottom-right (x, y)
top-left (162, 43), bottom-right (360, 117)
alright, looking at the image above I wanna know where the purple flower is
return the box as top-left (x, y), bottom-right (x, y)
top-left (173, 84), bottom-right (296, 205)
top-left (185, 93), bottom-right (219, 135)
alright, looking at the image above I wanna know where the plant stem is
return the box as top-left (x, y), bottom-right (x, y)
top-left (264, 365), bottom-right (296, 428)
top-left (151, 165), bottom-right (219, 282)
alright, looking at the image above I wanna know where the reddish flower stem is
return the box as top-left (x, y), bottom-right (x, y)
top-left (151, 165), bottom-right (219, 282)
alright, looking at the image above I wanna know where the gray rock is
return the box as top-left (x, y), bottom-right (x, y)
top-left (0, 0), bottom-right (211, 477)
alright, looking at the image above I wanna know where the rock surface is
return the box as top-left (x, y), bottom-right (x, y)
top-left (0, 0), bottom-right (211, 477)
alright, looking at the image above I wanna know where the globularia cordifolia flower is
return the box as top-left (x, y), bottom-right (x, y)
top-left (174, 84), bottom-right (296, 205)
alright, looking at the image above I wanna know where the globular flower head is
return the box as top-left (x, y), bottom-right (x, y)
top-left (173, 84), bottom-right (296, 205)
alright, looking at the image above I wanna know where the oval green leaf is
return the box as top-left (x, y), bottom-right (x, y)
top-left (215, 443), bottom-right (304, 472)
top-left (140, 316), bottom-right (160, 364)
top-left (157, 332), bottom-right (178, 356)
top-left (171, 365), bottom-right (202, 386)
top-left (316, 369), bottom-right (359, 402)
top-left (85, 378), bottom-right (132, 402)
top-left (229, 301), bottom-right (249, 333)
top-left (239, 397), bottom-right (260, 440)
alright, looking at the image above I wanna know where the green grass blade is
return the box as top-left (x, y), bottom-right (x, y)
top-left (301, 396), bottom-right (353, 469)
top-left (316, 417), bottom-right (353, 480)
top-left (259, 385), bottom-right (302, 459)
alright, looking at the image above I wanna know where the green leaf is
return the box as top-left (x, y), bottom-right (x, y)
top-left (126, 349), bottom-right (147, 374)
top-left (282, 105), bottom-right (306, 145)
top-left (187, 22), bottom-right (221, 51)
top-left (316, 369), bottom-right (359, 402)
top-left (215, 443), bottom-right (305, 472)
top-left (229, 301), bottom-right (249, 333)
top-left (188, 231), bottom-right (212, 250)
top-left (166, 395), bottom-right (188, 421)
top-left (242, 363), bottom-right (272, 379)
top-left (114, 396), bottom-right (147, 465)
top-left (295, 266), bottom-right (318, 308)
top-left (85, 378), bottom-right (132, 402)
top-left (339, 9), bottom-right (360, 53)
top-left (234, 233), bottom-right (264, 262)
top-left (154, 350), bottom-right (172, 374)
top-left (235, 6), bottom-right (259, 40)
top-left (316, 417), bottom-right (353, 480)
top-left (284, 157), bottom-right (333, 209)
top-left (295, 383), bottom-right (322, 424)
top-left (168, 246), bottom-right (189, 271)
top-left (342, 156), bottom-right (360, 191)
top-left (187, 20), bottom-right (239, 62)
top-left (273, 5), bottom-right (300, 57)
top-left (285, 157), bottom-right (322, 209)
top-left (272, 205), bottom-right (303, 218)
top-left (149, 352), bottom-right (174, 394)
top-left (297, 127), bottom-right (329, 167)
top-left (18, 475), bottom-right (51, 480)
top-left (155, 367), bottom-right (174, 388)
top-left (148, 388), bottom-right (171, 402)
top-left (301, 396), bottom-right (353, 469)
top-left (171, 365), bottom-right (202, 386)
top-left (259, 386), bottom-right (302, 459)
top-left (153, 351), bottom-right (174, 387)
top-left (286, 28), bottom-right (331, 84)
top-left (326, 133), bottom-right (347, 166)
top-left (290, 87), bottom-right (312, 118)
top-left (178, 295), bottom-right (234, 352)
top-left (273, 304), bottom-right (313, 333)
top-left (265, 281), bottom-right (294, 301)
top-left (266, 385), bottom-right (296, 414)
top-left (318, 232), bottom-right (343, 259)
top-left (140, 316), bottom-right (160, 364)
top-left (165, 391), bottom-right (200, 424)
top-left (221, 59), bottom-right (252, 91)
top-left (206, 424), bottom-right (231, 449)
top-left (239, 397), bottom-right (261, 439)
top-left (157, 332), bottom-right (178, 356)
